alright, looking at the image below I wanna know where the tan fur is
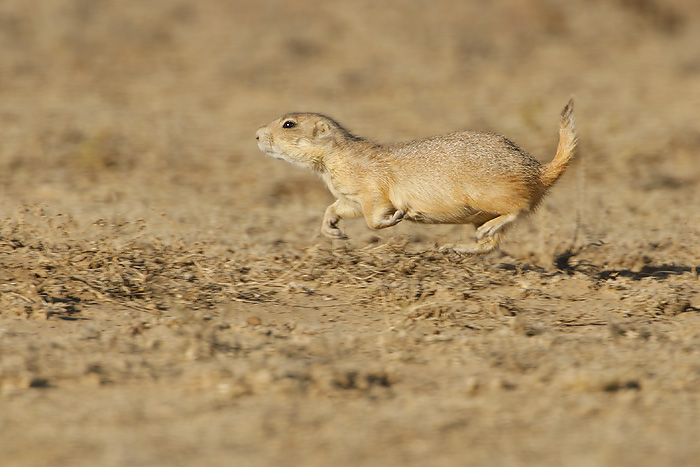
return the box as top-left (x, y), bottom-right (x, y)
top-left (255, 99), bottom-right (576, 253)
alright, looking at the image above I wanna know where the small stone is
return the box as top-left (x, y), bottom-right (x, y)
top-left (464, 377), bottom-right (481, 395)
top-left (246, 316), bottom-right (262, 326)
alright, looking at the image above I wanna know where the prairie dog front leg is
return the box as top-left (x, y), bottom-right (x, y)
top-left (362, 195), bottom-right (405, 230)
top-left (321, 198), bottom-right (362, 239)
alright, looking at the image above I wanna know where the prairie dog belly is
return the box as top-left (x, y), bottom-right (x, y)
top-left (404, 207), bottom-right (497, 225)
top-left (392, 191), bottom-right (498, 225)
top-left (388, 178), bottom-right (509, 225)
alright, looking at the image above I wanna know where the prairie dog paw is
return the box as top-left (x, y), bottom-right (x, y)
top-left (375, 210), bottom-right (405, 229)
top-left (322, 227), bottom-right (349, 240)
top-left (322, 217), bottom-right (349, 240)
top-left (455, 237), bottom-right (497, 254)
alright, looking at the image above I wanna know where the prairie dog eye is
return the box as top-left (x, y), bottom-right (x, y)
top-left (282, 120), bottom-right (296, 129)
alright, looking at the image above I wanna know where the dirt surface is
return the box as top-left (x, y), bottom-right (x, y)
top-left (1, 1), bottom-right (700, 466)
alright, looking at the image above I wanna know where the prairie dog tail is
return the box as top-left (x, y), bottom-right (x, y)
top-left (540, 98), bottom-right (577, 187)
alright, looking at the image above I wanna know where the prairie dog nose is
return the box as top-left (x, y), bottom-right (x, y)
top-left (256, 127), bottom-right (271, 141)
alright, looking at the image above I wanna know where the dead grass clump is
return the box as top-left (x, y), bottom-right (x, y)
top-left (0, 207), bottom-right (276, 318)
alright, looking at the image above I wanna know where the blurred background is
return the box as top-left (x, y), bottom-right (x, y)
top-left (0, 0), bottom-right (698, 256)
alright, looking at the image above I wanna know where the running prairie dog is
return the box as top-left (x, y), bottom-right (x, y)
top-left (256, 99), bottom-right (576, 253)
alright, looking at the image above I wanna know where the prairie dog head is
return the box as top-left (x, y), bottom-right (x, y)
top-left (255, 113), bottom-right (351, 171)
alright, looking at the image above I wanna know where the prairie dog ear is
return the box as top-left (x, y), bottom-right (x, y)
top-left (313, 121), bottom-right (332, 138)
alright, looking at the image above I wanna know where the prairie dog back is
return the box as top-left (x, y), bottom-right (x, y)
top-left (384, 131), bottom-right (546, 219)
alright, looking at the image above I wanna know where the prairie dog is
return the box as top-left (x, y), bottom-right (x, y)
top-left (256, 99), bottom-right (576, 253)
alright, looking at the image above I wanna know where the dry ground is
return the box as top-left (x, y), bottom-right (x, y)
top-left (1, 1), bottom-right (700, 466)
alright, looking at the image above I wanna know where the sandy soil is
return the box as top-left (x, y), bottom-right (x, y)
top-left (1, 1), bottom-right (700, 465)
